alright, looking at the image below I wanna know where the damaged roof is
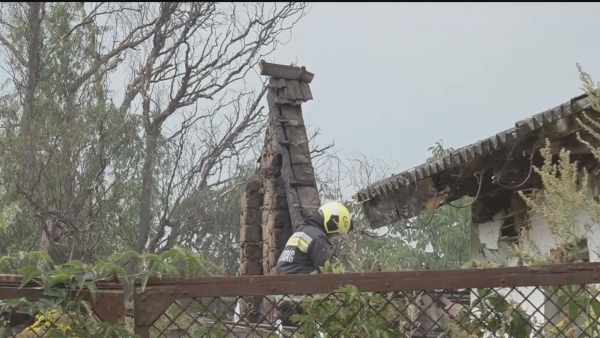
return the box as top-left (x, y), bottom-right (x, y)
top-left (353, 92), bottom-right (595, 228)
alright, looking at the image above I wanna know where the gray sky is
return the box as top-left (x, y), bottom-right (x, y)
top-left (263, 2), bottom-right (600, 197)
top-left (2, 3), bottom-right (598, 200)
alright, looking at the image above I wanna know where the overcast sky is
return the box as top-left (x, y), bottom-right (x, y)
top-left (2, 3), bottom-right (598, 200)
top-left (259, 2), bottom-right (600, 197)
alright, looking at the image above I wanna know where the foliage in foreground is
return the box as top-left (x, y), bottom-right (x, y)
top-left (0, 247), bottom-right (218, 337)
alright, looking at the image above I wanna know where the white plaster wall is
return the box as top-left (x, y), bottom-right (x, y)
top-left (475, 211), bottom-right (514, 265)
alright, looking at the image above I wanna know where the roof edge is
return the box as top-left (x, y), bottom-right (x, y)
top-left (353, 92), bottom-right (592, 203)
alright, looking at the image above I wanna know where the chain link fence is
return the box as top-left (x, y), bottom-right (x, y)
top-left (3, 263), bottom-right (600, 337)
top-left (133, 263), bottom-right (600, 338)
top-left (138, 286), bottom-right (600, 337)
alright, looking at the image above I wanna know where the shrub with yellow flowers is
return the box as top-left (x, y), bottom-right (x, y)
top-left (24, 309), bottom-right (71, 335)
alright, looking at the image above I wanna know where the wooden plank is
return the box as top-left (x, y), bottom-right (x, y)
top-left (268, 77), bottom-right (287, 89)
top-left (287, 141), bottom-right (311, 165)
top-left (280, 105), bottom-right (305, 125)
top-left (137, 262), bottom-right (600, 297)
top-left (296, 186), bottom-right (320, 217)
top-left (291, 164), bottom-right (316, 184)
top-left (283, 124), bottom-right (308, 145)
top-left (0, 274), bottom-right (122, 290)
top-left (259, 60), bottom-right (314, 83)
top-left (285, 80), bottom-right (304, 101)
top-left (274, 97), bottom-right (303, 106)
top-left (299, 82), bottom-right (313, 100)
top-left (0, 287), bottom-right (125, 323)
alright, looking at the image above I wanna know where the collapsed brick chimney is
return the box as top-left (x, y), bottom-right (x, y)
top-left (238, 61), bottom-right (320, 322)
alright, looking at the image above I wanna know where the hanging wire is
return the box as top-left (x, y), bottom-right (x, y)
top-left (360, 146), bottom-right (533, 238)
top-left (493, 150), bottom-right (535, 189)
top-left (359, 148), bottom-right (535, 241)
top-left (445, 169), bottom-right (485, 209)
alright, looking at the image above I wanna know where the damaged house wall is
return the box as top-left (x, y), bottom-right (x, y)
top-left (470, 192), bottom-right (526, 266)
top-left (470, 174), bottom-right (600, 267)
top-left (469, 173), bottom-right (600, 328)
top-left (470, 132), bottom-right (600, 267)
top-left (470, 191), bottom-right (548, 326)
top-left (354, 92), bottom-right (600, 331)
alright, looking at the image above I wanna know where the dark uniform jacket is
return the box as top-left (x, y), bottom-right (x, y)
top-left (276, 213), bottom-right (334, 275)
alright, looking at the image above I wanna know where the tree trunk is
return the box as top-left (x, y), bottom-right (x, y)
top-left (20, 3), bottom-right (50, 266)
top-left (124, 127), bottom-right (159, 299)
top-left (21, 3), bottom-right (41, 170)
top-left (62, 94), bottom-right (83, 262)
top-left (136, 128), bottom-right (160, 253)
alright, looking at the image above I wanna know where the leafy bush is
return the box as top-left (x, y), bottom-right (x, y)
top-left (0, 246), bottom-right (217, 337)
top-left (291, 285), bottom-right (399, 338)
top-left (445, 288), bottom-right (533, 338)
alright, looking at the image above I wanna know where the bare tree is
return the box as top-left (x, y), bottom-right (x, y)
top-left (316, 147), bottom-right (401, 201)
top-left (146, 87), bottom-right (268, 254)
top-left (310, 146), bottom-right (403, 271)
top-left (115, 2), bottom-right (307, 255)
top-left (0, 2), bottom-right (307, 265)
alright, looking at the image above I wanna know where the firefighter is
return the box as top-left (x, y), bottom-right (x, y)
top-left (274, 202), bottom-right (353, 327)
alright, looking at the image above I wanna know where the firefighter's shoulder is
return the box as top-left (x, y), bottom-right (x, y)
top-left (284, 228), bottom-right (325, 253)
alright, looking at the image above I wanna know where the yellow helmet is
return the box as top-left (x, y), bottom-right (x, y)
top-left (319, 202), bottom-right (353, 234)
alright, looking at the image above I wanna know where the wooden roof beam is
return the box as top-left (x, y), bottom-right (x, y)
top-left (259, 60), bottom-right (314, 83)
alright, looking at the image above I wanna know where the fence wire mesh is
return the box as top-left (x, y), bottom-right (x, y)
top-left (143, 284), bottom-right (600, 338)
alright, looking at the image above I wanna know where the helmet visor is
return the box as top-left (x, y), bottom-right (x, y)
top-left (325, 215), bottom-right (354, 234)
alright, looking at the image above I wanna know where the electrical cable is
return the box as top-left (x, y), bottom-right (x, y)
top-left (493, 150), bottom-right (535, 189)
top-left (445, 170), bottom-right (485, 209)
